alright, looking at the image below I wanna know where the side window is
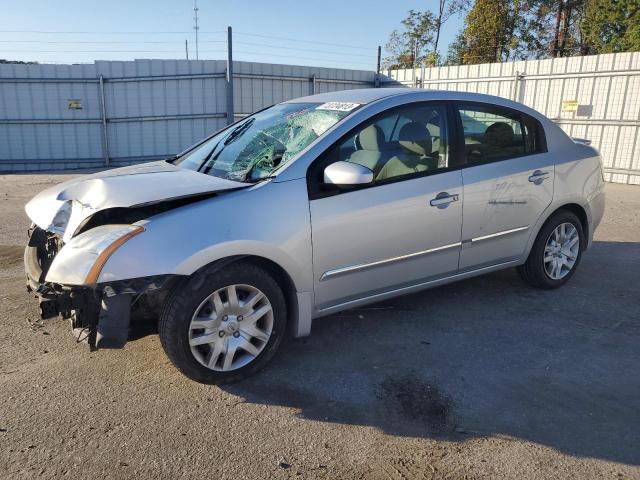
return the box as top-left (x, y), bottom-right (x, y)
top-left (333, 103), bottom-right (450, 182)
top-left (457, 104), bottom-right (541, 165)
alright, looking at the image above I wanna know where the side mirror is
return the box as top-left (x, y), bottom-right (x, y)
top-left (323, 161), bottom-right (374, 187)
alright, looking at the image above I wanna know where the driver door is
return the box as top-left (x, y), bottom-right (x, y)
top-left (307, 102), bottom-right (464, 311)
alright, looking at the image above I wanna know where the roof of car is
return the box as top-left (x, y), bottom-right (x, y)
top-left (284, 88), bottom-right (551, 126)
top-left (284, 88), bottom-right (415, 105)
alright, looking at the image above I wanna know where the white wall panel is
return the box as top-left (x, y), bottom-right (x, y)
top-left (387, 52), bottom-right (640, 184)
top-left (0, 59), bottom-right (375, 171)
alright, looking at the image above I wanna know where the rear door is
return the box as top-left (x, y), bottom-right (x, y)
top-left (455, 102), bottom-right (554, 270)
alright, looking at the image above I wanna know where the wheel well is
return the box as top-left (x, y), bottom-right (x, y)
top-left (206, 255), bottom-right (299, 335)
top-left (555, 203), bottom-right (589, 240)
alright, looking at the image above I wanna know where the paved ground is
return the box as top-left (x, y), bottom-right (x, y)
top-left (0, 173), bottom-right (639, 480)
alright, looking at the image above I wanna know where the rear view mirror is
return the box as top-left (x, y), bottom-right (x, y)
top-left (323, 161), bottom-right (373, 187)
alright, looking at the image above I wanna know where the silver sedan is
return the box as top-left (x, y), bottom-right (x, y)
top-left (24, 88), bottom-right (605, 383)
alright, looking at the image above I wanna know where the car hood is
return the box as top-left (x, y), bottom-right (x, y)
top-left (25, 161), bottom-right (247, 242)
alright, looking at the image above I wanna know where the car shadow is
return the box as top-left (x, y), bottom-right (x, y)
top-left (129, 241), bottom-right (640, 465)
top-left (220, 241), bottom-right (640, 466)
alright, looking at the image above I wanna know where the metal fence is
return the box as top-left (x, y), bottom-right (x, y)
top-left (0, 59), bottom-right (375, 172)
top-left (385, 51), bottom-right (640, 185)
top-left (2, 52), bottom-right (639, 185)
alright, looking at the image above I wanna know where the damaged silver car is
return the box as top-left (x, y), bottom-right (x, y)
top-left (25, 88), bottom-right (605, 383)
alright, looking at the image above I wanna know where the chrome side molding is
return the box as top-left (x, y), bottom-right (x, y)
top-left (467, 225), bottom-right (529, 243)
top-left (320, 226), bottom-right (529, 281)
top-left (320, 242), bottom-right (462, 281)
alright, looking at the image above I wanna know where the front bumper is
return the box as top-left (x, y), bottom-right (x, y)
top-left (25, 225), bottom-right (177, 349)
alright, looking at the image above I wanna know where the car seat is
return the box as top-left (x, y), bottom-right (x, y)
top-left (376, 122), bottom-right (438, 180)
top-left (349, 124), bottom-right (385, 175)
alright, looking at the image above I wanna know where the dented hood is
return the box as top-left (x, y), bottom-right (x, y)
top-left (25, 161), bottom-right (247, 242)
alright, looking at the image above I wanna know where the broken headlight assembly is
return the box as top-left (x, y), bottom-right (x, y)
top-left (47, 224), bottom-right (145, 286)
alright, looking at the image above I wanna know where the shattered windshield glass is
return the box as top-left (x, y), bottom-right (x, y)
top-left (173, 102), bottom-right (359, 182)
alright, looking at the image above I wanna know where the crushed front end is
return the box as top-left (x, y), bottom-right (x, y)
top-left (24, 224), bottom-right (174, 350)
top-left (22, 161), bottom-right (246, 351)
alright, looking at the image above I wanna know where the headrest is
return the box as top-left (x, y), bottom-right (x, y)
top-left (355, 124), bottom-right (384, 151)
top-left (484, 122), bottom-right (515, 146)
top-left (399, 122), bottom-right (432, 156)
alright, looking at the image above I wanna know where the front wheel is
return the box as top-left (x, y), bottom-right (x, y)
top-left (159, 262), bottom-right (287, 384)
top-left (518, 210), bottom-right (584, 289)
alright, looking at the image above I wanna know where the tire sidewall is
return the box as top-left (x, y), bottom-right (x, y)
top-left (529, 211), bottom-right (584, 288)
top-left (160, 262), bottom-right (287, 384)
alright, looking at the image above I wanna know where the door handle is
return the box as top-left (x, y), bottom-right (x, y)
top-left (528, 170), bottom-right (550, 184)
top-left (430, 192), bottom-right (459, 208)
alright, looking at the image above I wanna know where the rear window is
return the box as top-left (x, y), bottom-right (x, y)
top-left (457, 104), bottom-right (544, 165)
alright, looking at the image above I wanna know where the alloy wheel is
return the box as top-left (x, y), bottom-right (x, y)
top-left (543, 222), bottom-right (580, 280)
top-left (188, 284), bottom-right (273, 371)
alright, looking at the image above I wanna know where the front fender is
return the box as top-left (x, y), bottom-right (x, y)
top-left (95, 178), bottom-right (314, 293)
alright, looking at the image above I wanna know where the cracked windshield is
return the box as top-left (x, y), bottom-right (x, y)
top-left (174, 102), bottom-right (359, 182)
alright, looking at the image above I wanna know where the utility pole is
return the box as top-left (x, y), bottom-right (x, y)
top-left (193, 0), bottom-right (199, 60)
top-left (375, 45), bottom-right (381, 87)
top-left (226, 26), bottom-right (235, 125)
top-left (185, 39), bottom-right (189, 60)
top-left (413, 39), bottom-right (419, 87)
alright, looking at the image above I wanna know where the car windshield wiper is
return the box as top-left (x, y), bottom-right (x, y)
top-left (241, 175), bottom-right (276, 184)
top-left (223, 118), bottom-right (255, 146)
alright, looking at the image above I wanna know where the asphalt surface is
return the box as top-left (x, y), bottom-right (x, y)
top-left (0, 173), bottom-right (639, 479)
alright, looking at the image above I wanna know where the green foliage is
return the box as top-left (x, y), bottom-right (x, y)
top-left (384, 1), bottom-right (468, 69)
top-left (384, 10), bottom-right (436, 69)
top-left (458, 0), bottom-right (526, 64)
top-left (394, 0), bottom-right (640, 68)
top-left (582, 0), bottom-right (640, 53)
top-left (523, 0), bottom-right (588, 57)
top-left (0, 59), bottom-right (38, 64)
top-left (444, 32), bottom-right (468, 65)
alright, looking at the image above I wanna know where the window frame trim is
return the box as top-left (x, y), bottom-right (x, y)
top-left (306, 100), bottom-right (463, 201)
top-left (452, 100), bottom-right (548, 168)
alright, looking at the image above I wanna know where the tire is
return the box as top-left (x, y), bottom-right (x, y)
top-left (518, 210), bottom-right (584, 289)
top-left (159, 261), bottom-right (287, 384)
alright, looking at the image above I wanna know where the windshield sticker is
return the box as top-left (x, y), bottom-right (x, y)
top-left (316, 102), bottom-right (361, 112)
top-left (286, 107), bottom-right (310, 119)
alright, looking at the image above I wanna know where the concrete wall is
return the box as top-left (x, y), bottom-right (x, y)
top-left (0, 59), bottom-right (375, 172)
top-left (387, 52), bottom-right (640, 185)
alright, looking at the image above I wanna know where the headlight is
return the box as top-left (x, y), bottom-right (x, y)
top-left (46, 224), bottom-right (144, 286)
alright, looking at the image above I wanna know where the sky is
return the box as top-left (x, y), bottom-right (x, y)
top-left (0, 0), bottom-right (464, 70)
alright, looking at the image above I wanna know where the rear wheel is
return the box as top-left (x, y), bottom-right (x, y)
top-left (518, 210), bottom-right (584, 289)
top-left (159, 262), bottom-right (287, 384)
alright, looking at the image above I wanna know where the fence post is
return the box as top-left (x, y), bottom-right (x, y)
top-left (226, 26), bottom-right (235, 125)
top-left (512, 70), bottom-right (520, 101)
top-left (98, 74), bottom-right (110, 167)
top-left (310, 74), bottom-right (316, 94)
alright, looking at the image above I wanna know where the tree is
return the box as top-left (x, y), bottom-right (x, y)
top-left (444, 32), bottom-right (468, 65)
top-left (384, 10), bottom-right (436, 69)
top-left (434, 0), bottom-right (640, 67)
top-left (384, 2), bottom-right (468, 69)
top-left (581, 0), bottom-right (640, 53)
top-left (433, 0), bottom-right (470, 57)
top-left (523, 0), bottom-right (588, 58)
top-left (0, 59), bottom-right (38, 64)
top-left (460, 0), bottom-right (525, 64)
